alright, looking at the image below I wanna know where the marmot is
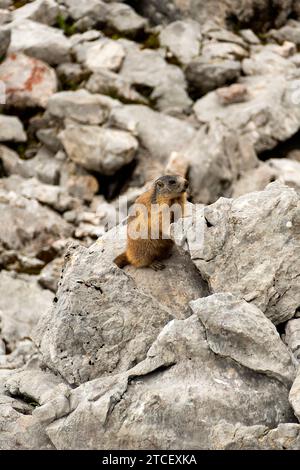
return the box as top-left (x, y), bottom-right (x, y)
top-left (114, 175), bottom-right (188, 271)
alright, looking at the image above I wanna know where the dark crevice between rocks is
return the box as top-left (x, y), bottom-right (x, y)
top-left (4, 106), bottom-right (44, 159)
top-left (0, 157), bottom-right (8, 178)
top-left (7, 390), bottom-right (40, 410)
top-left (93, 158), bottom-right (138, 201)
top-left (1, 337), bottom-right (11, 355)
top-left (125, 0), bottom-right (181, 26)
top-left (225, 1), bottom-right (289, 34)
top-left (258, 129), bottom-right (300, 162)
top-left (102, 25), bottom-right (151, 43)
top-left (129, 362), bottom-right (176, 384)
top-left (186, 73), bottom-right (241, 102)
top-left (55, 14), bottom-right (77, 37)
top-left (276, 321), bottom-right (287, 338)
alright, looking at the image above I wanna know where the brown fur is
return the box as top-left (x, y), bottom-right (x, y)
top-left (114, 175), bottom-right (187, 269)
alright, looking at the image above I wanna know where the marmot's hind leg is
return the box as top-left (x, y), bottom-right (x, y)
top-left (114, 252), bottom-right (129, 268)
top-left (150, 261), bottom-right (166, 271)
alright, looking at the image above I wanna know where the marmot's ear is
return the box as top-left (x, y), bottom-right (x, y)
top-left (156, 180), bottom-right (164, 189)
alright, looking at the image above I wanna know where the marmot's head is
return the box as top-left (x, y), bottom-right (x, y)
top-left (154, 175), bottom-right (188, 198)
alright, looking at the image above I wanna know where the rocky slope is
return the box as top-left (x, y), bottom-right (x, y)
top-left (1, 0), bottom-right (300, 450)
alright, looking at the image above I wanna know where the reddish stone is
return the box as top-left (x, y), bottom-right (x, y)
top-left (0, 52), bottom-right (57, 108)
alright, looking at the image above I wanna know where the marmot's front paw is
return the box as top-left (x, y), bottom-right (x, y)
top-left (150, 261), bottom-right (166, 271)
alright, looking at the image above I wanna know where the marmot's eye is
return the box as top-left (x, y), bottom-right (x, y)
top-left (169, 179), bottom-right (176, 185)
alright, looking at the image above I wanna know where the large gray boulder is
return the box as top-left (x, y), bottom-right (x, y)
top-left (47, 89), bottom-right (119, 125)
top-left (59, 124), bottom-right (138, 175)
top-left (44, 294), bottom-right (294, 449)
top-left (34, 226), bottom-right (206, 385)
top-left (190, 294), bottom-right (295, 387)
top-left (5, 19), bottom-right (71, 65)
top-left (173, 182), bottom-right (300, 325)
top-left (35, 239), bottom-right (164, 383)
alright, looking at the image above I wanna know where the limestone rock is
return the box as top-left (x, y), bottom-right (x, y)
top-left (119, 41), bottom-right (192, 113)
top-left (0, 115), bottom-right (26, 142)
top-left (185, 58), bottom-right (241, 97)
top-left (0, 145), bottom-right (61, 185)
top-left (0, 189), bottom-right (73, 270)
top-left (0, 271), bottom-right (53, 351)
top-left (106, 3), bottom-right (147, 35)
top-left (5, 19), bottom-right (71, 65)
top-left (201, 41), bottom-right (248, 61)
top-left (210, 422), bottom-right (300, 450)
top-left (33, 238), bottom-right (174, 385)
top-left (0, 175), bottom-right (76, 213)
top-left (183, 120), bottom-right (258, 204)
top-left (0, 368), bottom-right (70, 450)
top-left (216, 83), bottom-right (249, 105)
top-left (73, 37), bottom-right (125, 73)
top-left (190, 293), bottom-right (295, 387)
top-left (0, 53), bottom-right (57, 108)
top-left (159, 20), bottom-right (202, 64)
top-left (173, 182), bottom-right (300, 325)
top-left (109, 104), bottom-right (196, 163)
top-left (63, 0), bottom-right (108, 22)
top-left (242, 46), bottom-right (296, 76)
top-left (47, 89), bottom-right (118, 125)
top-left (39, 257), bottom-right (64, 292)
top-left (45, 306), bottom-right (294, 449)
top-left (86, 69), bottom-right (148, 104)
top-left (64, 174), bottom-right (99, 202)
top-left (269, 20), bottom-right (300, 46)
top-left (194, 75), bottom-right (300, 153)
top-left (12, 0), bottom-right (60, 26)
top-left (59, 124), bottom-right (138, 175)
top-left (232, 163), bottom-right (277, 198)
top-left (267, 158), bottom-right (300, 191)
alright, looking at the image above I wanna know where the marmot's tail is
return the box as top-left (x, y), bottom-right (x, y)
top-left (114, 252), bottom-right (129, 268)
